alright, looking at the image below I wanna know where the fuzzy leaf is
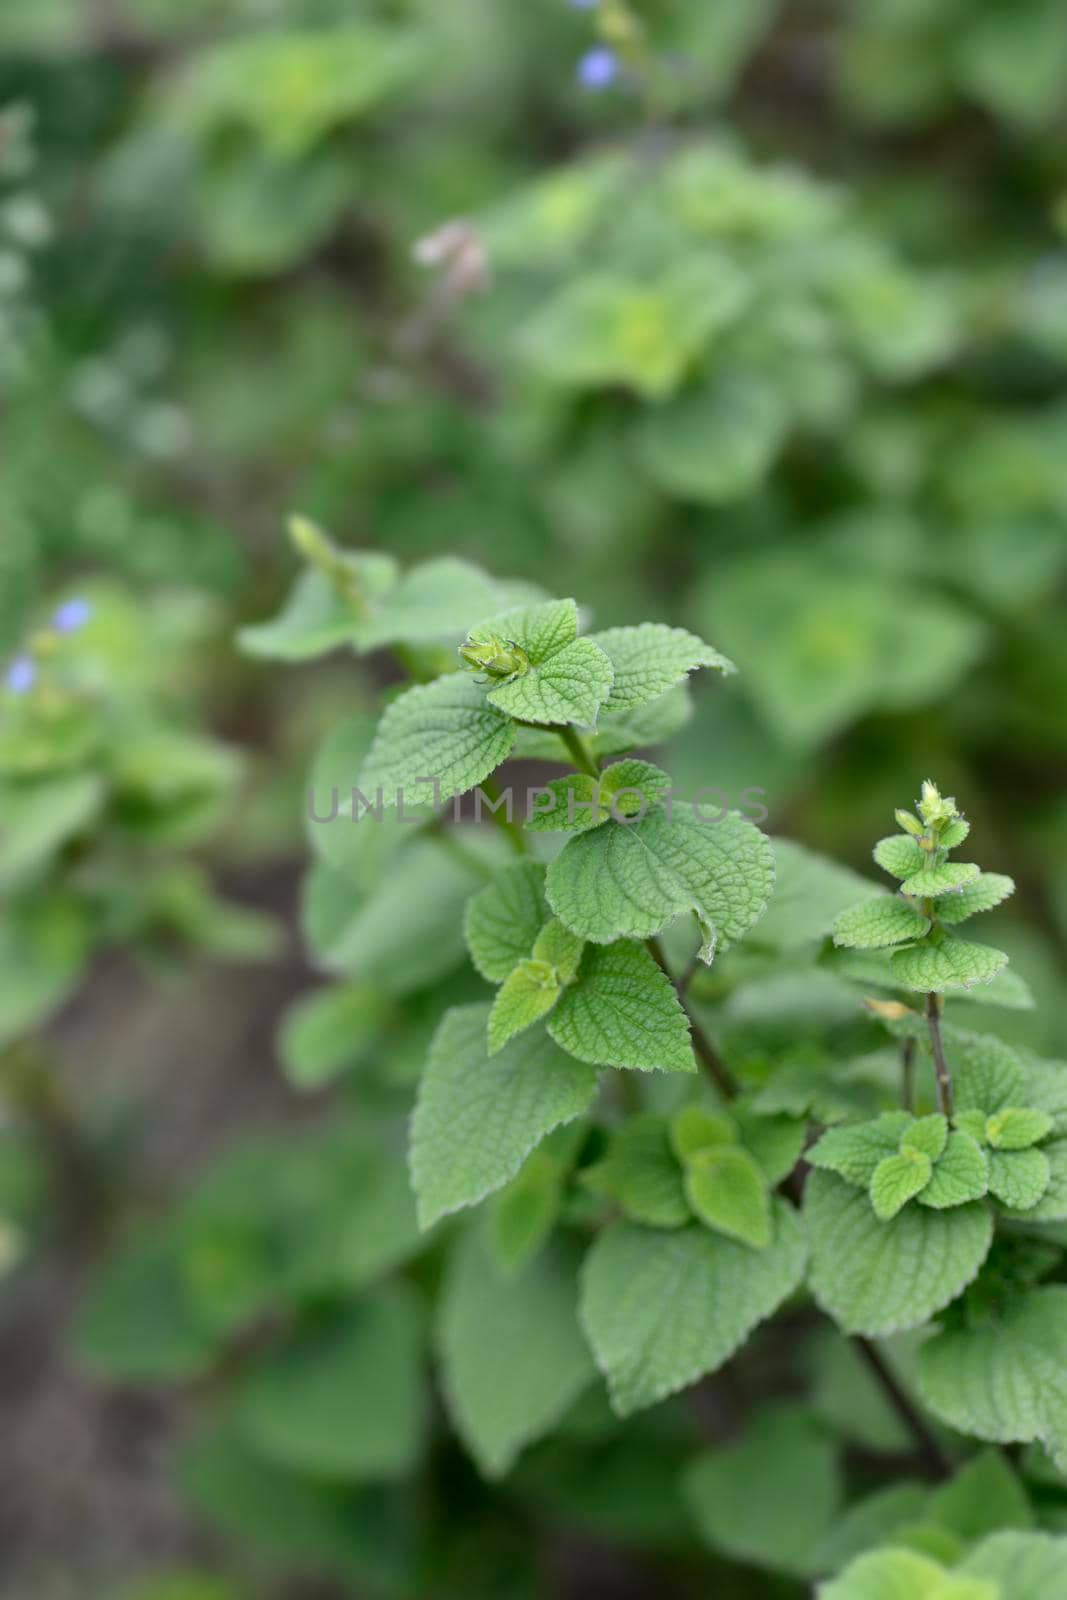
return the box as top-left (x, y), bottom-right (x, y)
top-left (985, 1107), bottom-right (1053, 1150)
top-left (735, 1107), bottom-right (808, 1186)
top-left (547, 941), bottom-right (695, 1074)
top-left (356, 673), bottom-right (515, 811)
top-left (873, 835), bottom-right (926, 880)
top-left (525, 760), bottom-right (673, 833)
top-left (409, 1004), bottom-right (597, 1228)
top-left (582, 1115), bottom-right (690, 1229)
top-left (487, 960), bottom-right (561, 1054)
top-left (948, 1028), bottom-right (1027, 1114)
top-left (935, 874), bottom-right (1015, 925)
top-left (235, 1287), bottom-right (422, 1481)
top-left (807, 1113), bottom-right (913, 1188)
top-left (531, 918), bottom-right (585, 980)
top-left (919, 1133), bottom-right (989, 1209)
top-left (464, 862), bottom-right (547, 982)
top-left (901, 861), bottom-right (982, 898)
top-left (1009, 1138), bottom-right (1067, 1222)
top-left (355, 558), bottom-right (544, 652)
top-left (987, 1148), bottom-right (1050, 1210)
top-left (834, 896), bottom-right (931, 950)
top-left (684, 1146), bottom-right (772, 1248)
top-left (579, 1204), bottom-right (807, 1415)
top-left (477, 599), bottom-right (614, 727)
top-left (545, 806), bottom-right (774, 958)
top-left (869, 1150), bottom-right (932, 1220)
top-left (438, 1226), bottom-right (594, 1478)
top-left (902, 1115), bottom-right (949, 1161)
top-left (805, 1169), bottom-right (993, 1335)
top-left (670, 1106), bottom-right (737, 1161)
top-left (919, 1287), bottom-right (1067, 1472)
top-left (890, 937), bottom-right (1009, 993)
top-left (588, 624), bottom-right (735, 713)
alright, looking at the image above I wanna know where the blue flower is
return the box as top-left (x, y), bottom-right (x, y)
top-left (577, 46), bottom-right (618, 89)
top-left (52, 597), bottom-right (92, 634)
top-left (5, 655), bottom-right (36, 695)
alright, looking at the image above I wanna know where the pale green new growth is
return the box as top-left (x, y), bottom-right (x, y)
top-left (987, 1147), bottom-right (1050, 1209)
top-left (919, 1286), bottom-right (1067, 1472)
top-left (805, 1169), bottom-right (993, 1335)
top-left (936, 873), bottom-right (1015, 923)
top-left (588, 623), bottom-right (735, 712)
top-left (869, 1149), bottom-right (932, 1220)
top-left (684, 1145), bottom-right (772, 1247)
top-left (525, 759), bottom-right (671, 833)
top-left (900, 861), bottom-right (980, 898)
top-left (409, 1004), bottom-right (597, 1228)
top-left (579, 1205), bottom-right (806, 1415)
top-left (872, 834), bottom-right (925, 879)
top-left (488, 960), bottom-right (561, 1054)
top-left (919, 1132), bottom-right (989, 1208)
top-left (357, 673), bottom-right (515, 810)
top-left (581, 1115), bottom-right (690, 1228)
top-left (819, 1547), bottom-right (996, 1600)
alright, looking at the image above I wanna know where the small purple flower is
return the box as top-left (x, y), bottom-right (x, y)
top-left (577, 46), bottom-right (618, 89)
top-left (5, 655), bottom-right (36, 695)
top-left (52, 597), bottom-right (92, 634)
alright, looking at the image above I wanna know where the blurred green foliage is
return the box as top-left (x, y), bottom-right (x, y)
top-left (2, 0), bottom-right (1067, 1595)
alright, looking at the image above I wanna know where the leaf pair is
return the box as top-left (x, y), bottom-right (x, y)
top-left (465, 861), bottom-right (695, 1073)
top-left (808, 1112), bottom-right (989, 1218)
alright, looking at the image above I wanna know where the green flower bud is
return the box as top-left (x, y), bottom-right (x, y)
top-left (458, 631), bottom-right (530, 682)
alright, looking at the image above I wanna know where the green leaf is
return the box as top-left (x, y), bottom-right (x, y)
top-left (636, 368), bottom-right (788, 505)
top-left (683, 1406), bottom-right (841, 1577)
top-left (869, 1150), bottom-right (933, 1220)
top-left (900, 862), bottom-right (982, 899)
top-left (531, 918), bottom-right (585, 980)
top-left (489, 1131), bottom-right (579, 1275)
top-left (438, 1225), bottom-right (595, 1478)
top-left (961, 1531), bottom-right (1067, 1600)
top-left (874, 835), bottom-right (927, 880)
top-left (582, 1115), bottom-right (690, 1228)
top-left (929, 1451), bottom-right (1033, 1542)
top-left (473, 599), bottom-right (614, 727)
top-left (235, 1287), bottom-right (423, 1481)
top-left (488, 959), bottom-right (561, 1054)
top-left (545, 806), bottom-right (774, 959)
top-left (522, 258), bottom-right (747, 399)
top-left (819, 1548), bottom-right (996, 1600)
top-left (547, 941), bottom-right (695, 1074)
top-left (807, 1113), bottom-right (913, 1188)
top-left (354, 558), bottom-right (544, 653)
top-left (588, 624), bottom-right (735, 713)
top-left (918, 1287), bottom-right (1067, 1472)
top-left (525, 760), bottom-right (672, 833)
top-left (0, 772), bottom-right (104, 890)
top-left (987, 1148), bottom-right (1050, 1210)
top-left (278, 983), bottom-right (389, 1089)
top-left (684, 1145), bottom-right (772, 1248)
top-left (409, 1004), bottom-right (598, 1228)
top-left (734, 1106), bottom-right (808, 1185)
top-left (985, 1107), bottom-right (1053, 1150)
top-left (464, 861), bottom-right (548, 982)
top-left (579, 1204), bottom-right (807, 1415)
top-left (73, 1230), bottom-right (217, 1381)
top-left (891, 937), bottom-right (1009, 993)
top-left (1010, 1138), bottom-right (1067, 1222)
top-left (356, 673), bottom-right (515, 811)
top-left (238, 561), bottom-right (397, 661)
top-left (919, 1133), bottom-right (989, 1209)
top-left (805, 1169), bottom-right (993, 1335)
top-left (670, 1105), bottom-right (737, 1161)
top-left (751, 839), bottom-right (875, 951)
top-left (902, 1115), bottom-right (949, 1161)
top-left (936, 874), bottom-right (1015, 925)
top-left (834, 896), bottom-right (931, 950)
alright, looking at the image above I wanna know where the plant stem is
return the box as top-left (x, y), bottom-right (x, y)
top-left (478, 776), bottom-right (529, 857)
top-left (900, 1036), bottom-right (916, 1113)
top-left (854, 1336), bottom-right (952, 1480)
top-left (645, 937), bottom-right (736, 1099)
top-left (925, 992), bottom-right (954, 1120)
top-left (556, 725), bottom-right (601, 778)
